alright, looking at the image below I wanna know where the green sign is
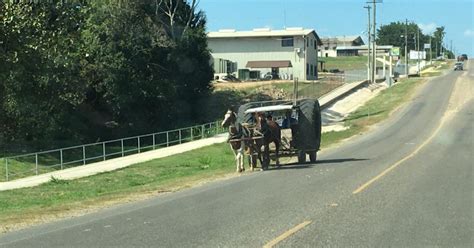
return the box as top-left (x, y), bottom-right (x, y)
top-left (390, 47), bottom-right (400, 56)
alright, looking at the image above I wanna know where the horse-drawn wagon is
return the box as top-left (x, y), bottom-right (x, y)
top-left (222, 99), bottom-right (322, 172)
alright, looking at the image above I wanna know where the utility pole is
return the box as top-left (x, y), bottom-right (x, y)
top-left (364, 5), bottom-right (371, 82)
top-left (450, 40), bottom-right (453, 59)
top-left (367, 0), bottom-right (381, 84)
top-left (405, 19), bottom-right (408, 76)
top-left (417, 28), bottom-right (420, 74)
top-left (429, 35), bottom-right (432, 64)
top-left (371, 0), bottom-right (377, 83)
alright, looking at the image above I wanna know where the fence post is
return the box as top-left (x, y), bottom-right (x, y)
top-left (201, 125), bottom-right (205, 139)
top-left (60, 149), bottom-right (63, 170)
top-left (5, 158), bottom-right (8, 181)
top-left (103, 142), bottom-right (106, 161)
top-left (190, 127), bottom-right (194, 141)
top-left (166, 132), bottom-right (169, 147)
top-left (35, 153), bottom-right (38, 175)
top-left (179, 129), bottom-right (182, 144)
top-left (152, 134), bottom-right (156, 150)
top-left (83, 146), bottom-right (86, 165)
top-left (121, 139), bottom-right (124, 157)
top-left (138, 136), bottom-right (141, 153)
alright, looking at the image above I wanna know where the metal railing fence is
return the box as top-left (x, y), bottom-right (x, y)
top-left (2, 121), bottom-right (226, 182)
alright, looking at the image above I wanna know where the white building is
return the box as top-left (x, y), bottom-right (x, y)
top-left (338, 45), bottom-right (394, 56)
top-left (208, 28), bottom-right (321, 81)
top-left (319, 36), bottom-right (365, 57)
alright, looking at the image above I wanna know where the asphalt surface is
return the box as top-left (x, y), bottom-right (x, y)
top-left (1, 62), bottom-right (472, 247)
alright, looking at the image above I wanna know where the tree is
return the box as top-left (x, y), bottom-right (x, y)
top-left (0, 0), bottom-right (213, 149)
top-left (376, 21), bottom-right (429, 57)
top-left (0, 2), bottom-right (88, 146)
top-left (433, 26), bottom-right (445, 57)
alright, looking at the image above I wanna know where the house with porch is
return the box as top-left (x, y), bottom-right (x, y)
top-left (207, 27), bottom-right (322, 81)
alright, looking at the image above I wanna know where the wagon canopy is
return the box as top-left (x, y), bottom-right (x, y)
top-left (244, 104), bottom-right (294, 114)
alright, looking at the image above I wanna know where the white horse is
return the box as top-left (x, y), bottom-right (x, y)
top-left (221, 110), bottom-right (258, 172)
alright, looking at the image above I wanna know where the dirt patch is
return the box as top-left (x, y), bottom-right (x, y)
top-left (444, 62), bottom-right (473, 120)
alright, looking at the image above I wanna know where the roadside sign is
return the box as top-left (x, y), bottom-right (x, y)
top-left (424, 43), bottom-right (431, 49)
top-left (390, 47), bottom-right (400, 56)
top-left (409, 50), bottom-right (426, 60)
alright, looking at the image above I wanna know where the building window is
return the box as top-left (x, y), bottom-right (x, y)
top-left (324, 46), bottom-right (329, 50)
top-left (314, 65), bottom-right (317, 76)
top-left (314, 40), bottom-right (317, 50)
top-left (310, 64), bottom-right (314, 76)
top-left (281, 36), bottom-right (294, 47)
top-left (306, 63), bottom-right (309, 75)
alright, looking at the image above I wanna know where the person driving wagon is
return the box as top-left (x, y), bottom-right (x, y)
top-left (281, 110), bottom-right (297, 129)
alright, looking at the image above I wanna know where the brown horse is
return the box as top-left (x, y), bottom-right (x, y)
top-left (255, 112), bottom-right (281, 170)
top-left (221, 110), bottom-right (261, 172)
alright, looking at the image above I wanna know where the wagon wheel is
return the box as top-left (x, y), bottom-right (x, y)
top-left (309, 150), bottom-right (317, 162)
top-left (297, 150), bottom-right (306, 163)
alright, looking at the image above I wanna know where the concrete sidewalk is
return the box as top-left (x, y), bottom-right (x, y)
top-left (319, 79), bottom-right (370, 108)
top-left (0, 135), bottom-right (228, 191)
top-left (0, 79), bottom-right (371, 191)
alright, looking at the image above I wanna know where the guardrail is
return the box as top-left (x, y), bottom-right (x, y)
top-left (2, 121), bottom-right (226, 181)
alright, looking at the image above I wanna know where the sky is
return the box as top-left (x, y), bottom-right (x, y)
top-left (200, 0), bottom-right (473, 57)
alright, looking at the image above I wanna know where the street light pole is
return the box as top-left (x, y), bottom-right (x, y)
top-left (405, 19), bottom-right (408, 76)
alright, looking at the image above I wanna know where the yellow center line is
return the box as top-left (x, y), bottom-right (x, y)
top-left (263, 220), bottom-right (312, 248)
top-left (352, 110), bottom-right (448, 194)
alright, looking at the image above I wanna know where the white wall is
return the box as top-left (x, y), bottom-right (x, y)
top-left (209, 33), bottom-right (319, 81)
top-left (318, 49), bottom-right (337, 58)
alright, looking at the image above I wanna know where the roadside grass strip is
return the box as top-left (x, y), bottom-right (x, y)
top-left (0, 76), bottom-right (430, 231)
top-left (0, 144), bottom-right (236, 230)
top-left (322, 56), bottom-right (369, 71)
top-left (322, 77), bottom-right (426, 148)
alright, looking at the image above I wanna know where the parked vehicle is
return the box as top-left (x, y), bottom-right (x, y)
top-left (454, 62), bottom-right (464, 71)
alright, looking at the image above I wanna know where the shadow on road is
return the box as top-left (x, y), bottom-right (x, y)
top-left (265, 158), bottom-right (369, 171)
top-left (316, 158), bottom-right (369, 164)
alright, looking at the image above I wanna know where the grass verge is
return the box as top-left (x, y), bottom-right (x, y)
top-left (321, 56), bottom-right (369, 71)
top-left (321, 77), bottom-right (425, 148)
top-left (0, 67), bottom-right (442, 232)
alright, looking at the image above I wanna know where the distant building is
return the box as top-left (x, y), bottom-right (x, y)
top-left (337, 45), bottom-right (394, 57)
top-left (207, 28), bottom-right (322, 81)
top-left (319, 36), bottom-right (365, 57)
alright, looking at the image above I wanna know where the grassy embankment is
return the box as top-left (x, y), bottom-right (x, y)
top-left (0, 59), bottom-right (447, 231)
top-left (321, 56), bottom-right (369, 71)
top-left (0, 80), bottom-right (339, 183)
top-left (0, 76), bottom-right (431, 232)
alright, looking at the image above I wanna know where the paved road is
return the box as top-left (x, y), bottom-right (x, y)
top-left (1, 62), bottom-right (472, 247)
